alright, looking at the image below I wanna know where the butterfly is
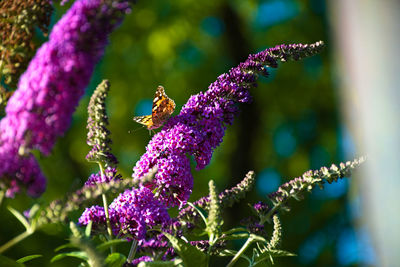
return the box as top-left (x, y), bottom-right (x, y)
top-left (133, 85), bottom-right (176, 132)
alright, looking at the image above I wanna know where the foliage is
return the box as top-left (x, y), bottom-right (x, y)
top-left (0, 0), bottom-right (363, 266)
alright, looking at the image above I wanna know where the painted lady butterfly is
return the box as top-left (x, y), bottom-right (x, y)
top-left (133, 85), bottom-right (176, 131)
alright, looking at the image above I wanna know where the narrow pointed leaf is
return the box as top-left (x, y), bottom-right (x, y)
top-left (219, 249), bottom-right (251, 262)
top-left (268, 249), bottom-right (296, 257)
top-left (163, 233), bottom-right (206, 267)
top-left (8, 207), bottom-right (30, 230)
top-left (54, 243), bottom-right (79, 252)
top-left (105, 253), bottom-right (126, 267)
top-left (51, 251), bottom-right (88, 263)
top-left (84, 220), bottom-right (92, 237)
top-left (97, 239), bottom-right (128, 251)
top-left (254, 249), bottom-right (296, 264)
top-left (16, 255), bottom-right (42, 263)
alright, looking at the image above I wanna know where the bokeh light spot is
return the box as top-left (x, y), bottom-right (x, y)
top-left (201, 16), bottom-right (225, 37)
top-left (254, 0), bottom-right (299, 28)
top-left (273, 125), bottom-right (297, 157)
top-left (338, 126), bottom-right (356, 159)
top-left (304, 55), bottom-right (323, 78)
top-left (310, 146), bottom-right (329, 169)
top-left (179, 43), bottom-right (202, 66)
top-left (337, 228), bottom-right (377, 266)
top-left (134, 99), bottom-right (152, 116)
top-left (148, 32), bottom-right (173, 59)
top-left (313, 178), bottom-right (348, 199)
top-left (298, 232), bottom-right (326, 264)
top-left (256, 168), bottom-right (281, 195)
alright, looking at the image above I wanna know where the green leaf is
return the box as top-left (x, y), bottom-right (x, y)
top-left (54, 243), bottom-right (79, 252)
top-left (8, 206), bottom-right (30, 231)
top-left (254, 249), bottom-right (296, 265)
top-left (51, 251), bottom-right (88, 263)
top-left (138, 259), bottom-right (183, 267)
top-left (0, 255), bottom-right (24, 267)
top-left (27, 204), bottom-right (40, 219)
top-left (222, 227), bottom-right (247, 235)
top-left (220, 233), bottom-right (249, 241)
top-left (96, 239), bottom-right (128, 251)
top-left (267, 249), bottom-right (296, 257)
top-left (163, 233), bottom-right (207, 267)
top-left (218, 249), bottom-right (237, 257)
top-left (84, 220), bottom-right (92, 237)
top-left (105, 253), bottom-right (126, 267)
top-left (250, 234), bottom-right (267, 243)
top-left (219, 249), bottom-right (251, 262)
top-left (16, 255), bottom-right (42, 263)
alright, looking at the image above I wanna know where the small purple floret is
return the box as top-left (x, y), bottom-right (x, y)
top-left (79, 186), bottom-right (170, 240)
top-left (84, 167), bottom-right (121, 187)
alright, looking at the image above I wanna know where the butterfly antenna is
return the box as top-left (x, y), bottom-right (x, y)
top-left (128, 125), bottom-right (145, 134)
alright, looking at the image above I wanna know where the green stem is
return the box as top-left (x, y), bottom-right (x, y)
top-left (0, 230), bottom-right (33, 254)
top-left (223, 227), bottom-right (247, 235)
top-left (127, 240), bottom-right (138, 263)
top-left (187, 202), bottom-right (207, 226)
top-left (0, 190), bottom-right (4, 207)
top-left (227, 235), bottom-right (255, 267)
top-left (98, 163), bottom-right (114, 253)
top-left (262, 203), bottom-right (283, 225)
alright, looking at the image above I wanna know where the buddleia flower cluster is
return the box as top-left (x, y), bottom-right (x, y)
top-left (0, 0), bottom-right (134, 197)
top-left (79, 186), bottom-right (170, 240)
top-left (86, 80), bottom-right (118, 167)
top-left (267, 157), bottom-right (365, 217)
top-left (132, 42), bottom-right (325, 208)
top-left (78, 42), bottom-right (325, 257)
top-left (0, 0), bottom-right (53, 90)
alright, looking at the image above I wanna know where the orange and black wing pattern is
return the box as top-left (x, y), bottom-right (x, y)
top-left (133, 86), bottom-right (175, 130)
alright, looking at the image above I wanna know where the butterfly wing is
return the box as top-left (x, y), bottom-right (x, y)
top-left (132, 86), bottom-right (175, 131)
top-left (151, 86), bottom-right (176, 128)
top-left (132, 114), bottom-right (153, 129)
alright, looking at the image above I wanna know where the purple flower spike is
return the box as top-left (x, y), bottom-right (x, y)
top-left (110, 187), bottom-right (171, 240)
top-left (128, 256), bottom-right (152, 266)
top-left (78, 205), bottom-right (108, 228)
top-left (80, 187), bottom-right (170, 240)
top-left (0, 151), bottom-right (46, 198)
top-left (132, 42), bottom-right (325, 208)
top-left (253, 201), bottom-right (269, 214)
top-left (0, 0), bottom-right (134, 197)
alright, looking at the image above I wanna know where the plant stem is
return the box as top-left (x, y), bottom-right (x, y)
top-left (0, 190), bottom-right (4, 207)
top-left (187, 202), bottom-right (207, 226)
top-left (227, 234), bottom-right (255, 267)
top-left (98, 162), bottom-right (114, 253)
top-left (127, 240), bottom-right (138, 263)
top-left (0, 230), bottom-right (33, 254)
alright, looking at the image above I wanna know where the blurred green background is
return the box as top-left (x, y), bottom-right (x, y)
top-left (0, 0), bottom-right (375, 266)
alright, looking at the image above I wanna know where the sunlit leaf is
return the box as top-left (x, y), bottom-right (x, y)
top-left (163, 233), bottom-right (206, 267)
top-left (105, 253), bottom-right (127, 267)
top-left (8, 207), bottom-right (30, 230)
top-left (54, 243), bottom-right (79, 252)
top-left (16, 254), bottom-right (42, 263)
top-left (51, 251), bottom-right (88, 263)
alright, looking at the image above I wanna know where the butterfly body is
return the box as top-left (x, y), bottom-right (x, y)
top-left (133, 86), bottom-right (175, 130)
